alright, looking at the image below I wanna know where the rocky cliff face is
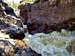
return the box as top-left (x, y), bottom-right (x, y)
top-left (19, 0), bottom-right (75, 34)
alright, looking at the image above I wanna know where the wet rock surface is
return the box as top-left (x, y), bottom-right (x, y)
top-left (66, 39), bottom-right (75, 54)
top-left (0, 40), bottom-right (15, 56)
top-left (0, 39), bottom-right (42, 56)
top-left (0, 19), bottom-right (10, 30)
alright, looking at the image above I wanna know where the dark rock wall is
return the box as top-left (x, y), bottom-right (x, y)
top-left (19, 0), bottom-right (75, 34)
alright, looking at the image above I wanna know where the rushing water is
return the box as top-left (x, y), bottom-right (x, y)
top-left (25, 29), bottom-right (75, 56)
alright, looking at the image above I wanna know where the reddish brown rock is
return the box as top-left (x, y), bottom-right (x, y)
top-left (19, 0), bottom-right (75, 34)
top-left (18, 4), bottom-right (29, 24)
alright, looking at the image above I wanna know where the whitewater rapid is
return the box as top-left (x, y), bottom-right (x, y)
top-left (25, 29), bottom-right (75, 56)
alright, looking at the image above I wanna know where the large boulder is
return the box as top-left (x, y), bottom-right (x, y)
top-left (19, 0), bottom-right (75, 34)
